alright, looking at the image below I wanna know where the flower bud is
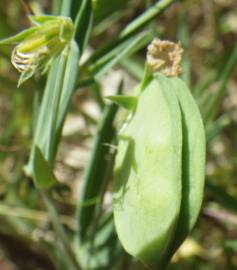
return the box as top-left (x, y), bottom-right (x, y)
top-left (0, 16), bottom-right (74, 85)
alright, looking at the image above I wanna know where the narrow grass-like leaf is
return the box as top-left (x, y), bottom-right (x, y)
top-left (91, 81), bottom-right (105, 110)
top-left (94, 31), bottom-right (152, 75)
top-left (177, 6), bottom-right (190, 86)
top-left (203, 46), bottom-right (237, 124)
top-left (93, 11), bottom-right (127, 37)
top-left (206, 114), bottom-right (230, 143)
top-left (93, 0), bottom-right (127, 23)
top-left (42, 192), bottom-right (81, 270)
top-left (55, 41), bottom-right (80, 149)
top-left (24, 56), bottom-right (63, 177)
top-left (25, 41), bottom-right (79, 181)
top-left (70, 0), bottom-right (83, 21)
top-left (74, 0), bottom-right (93, 53)
top-left (120, 57), bottom-right (145, 80)
top-left (45, 55), bottom-right (67, 165)
top-left (77, 84), bottom-right (122, 243)
top-left (78, 212), bottom-right (123, 269)
top-left (87, 0), bottom-right (176, 66)
top-left (77, 31), bottom-right (152, 88)
top-left (121, 0), bottom-right (175, 38)
top-left (193, 70), bottom-right (217, 98)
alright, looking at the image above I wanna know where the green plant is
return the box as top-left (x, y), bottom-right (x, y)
top-left (0, 0), bottom-right (237, 270)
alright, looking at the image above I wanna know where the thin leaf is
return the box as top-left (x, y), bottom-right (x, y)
top-left (93, 0), bottom-right (127, 23)
top-left (177, 5), bottom-right (191, 87)
top-left (87, 0), bottom-right (176, 64)
top-left (120, 57), bottom-right (145, 81)
top-left (45, 54), bottom-right (67, 165)
top-left (77, 83), bottom-right (122, 243)
top-left (74, 0), bottom-right (93, 53)
top-left (78, 212), bottom-right (124, 269)
top-left (203, 46), bottom-right (237, 124)
top-left (91, 81), bottom-right (105, 110)
top-left (24, 54), bottom-right (66, 178)
top-left (55, 41), bottom-right (80, 148)
top-left (206, 114), bottom-right (230, 143)
top-left (92, 31), bottom-right (152, 79)
top-left (120, 0), bottom-right (175, 38)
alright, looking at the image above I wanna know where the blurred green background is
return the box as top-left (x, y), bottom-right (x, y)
top-left (0, 0), bottom-right (237, 269)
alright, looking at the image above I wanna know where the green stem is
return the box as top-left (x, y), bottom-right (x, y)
top-left (61, 0), bottom-right (72, 16)
top-left (42, 192), bottom-right (81, 270)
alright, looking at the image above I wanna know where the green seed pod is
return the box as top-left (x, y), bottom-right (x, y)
top-left (113, 75), bottom-right (183, 268)
top-left (112, 74), bottom-right (205, 269)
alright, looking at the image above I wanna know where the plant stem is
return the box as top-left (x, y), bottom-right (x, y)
top-left (60, 0), bottom-right (72, 16)
top-left (42, 192), bottom-right (81, 270)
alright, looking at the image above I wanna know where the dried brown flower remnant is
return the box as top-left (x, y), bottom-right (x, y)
top-left (147, 38), bottom-right (184, 77)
